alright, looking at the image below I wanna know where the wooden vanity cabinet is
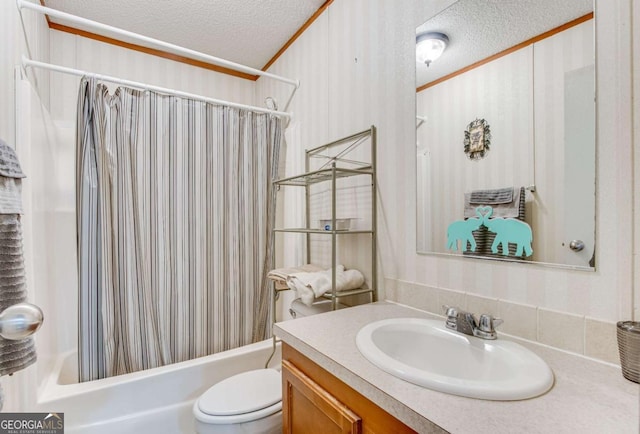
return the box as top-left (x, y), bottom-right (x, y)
top-left (282, 360), bottom-right (362, 433)
top-left (282, 343), bottom-right (417, 434)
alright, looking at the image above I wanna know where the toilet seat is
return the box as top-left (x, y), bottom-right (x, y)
top-left (195, 368), bottom-right (282, 425)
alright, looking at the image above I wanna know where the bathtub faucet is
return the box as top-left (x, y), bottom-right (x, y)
top-left (443, 305), bottom-right (503, 340)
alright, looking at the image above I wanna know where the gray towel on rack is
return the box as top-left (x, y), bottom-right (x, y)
top-left (469, 187), bottom-right (513, 204)
top-left (463, 186), bottom-right (527, 260)
top-left (464, 187), bottom-right (520, 219)
top-left (0, 141), bottom-right (36, 377)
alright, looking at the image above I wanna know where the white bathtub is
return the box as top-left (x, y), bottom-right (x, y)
top-left (34, 340), bottom-right (282, 434)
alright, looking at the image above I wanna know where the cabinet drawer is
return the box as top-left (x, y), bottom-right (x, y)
top-left (282, 344), bottom-right (417, 434)
top-left (283, 359), bottom-right (362, 434)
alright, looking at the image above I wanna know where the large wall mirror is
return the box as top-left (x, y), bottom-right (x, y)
top-left (415, 0), bottom-right (595, 270)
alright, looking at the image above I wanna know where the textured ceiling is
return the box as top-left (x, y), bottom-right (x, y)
top-left (416, 0), bottom-right (593, 87)
top-left (43, 0), bottom-right (327, 70)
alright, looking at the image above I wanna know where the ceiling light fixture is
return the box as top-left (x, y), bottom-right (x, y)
top-left (416, 32), bottom-right (449, 67)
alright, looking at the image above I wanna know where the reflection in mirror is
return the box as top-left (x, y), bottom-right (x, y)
top-left (415, 0), bottom-right (595, 269)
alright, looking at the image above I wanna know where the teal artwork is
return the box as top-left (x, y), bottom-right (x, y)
top-left (446, 206), bottom-right (533, 257)
top-left (446, 210), bottom-right (484, 252)
top-left (482, 207), bottom-right (533, 256)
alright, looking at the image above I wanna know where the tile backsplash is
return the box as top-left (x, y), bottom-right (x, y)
top-left (385, 278), bottom-right (620, 366)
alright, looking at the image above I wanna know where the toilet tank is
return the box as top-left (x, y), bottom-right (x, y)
top-left (288, 299), bottom-right (346, 318)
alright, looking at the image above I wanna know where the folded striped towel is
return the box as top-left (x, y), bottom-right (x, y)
top-left (0, 217), bottom-right (37, 377)
top-left (0, 139), bottom-right (25, 216)
top-left (464, 187), bottom-right (520, 219)
top-left (0, 139), bottom-right (36, 377)
top-left (0, 139), bottom-right (26, 179)
top-left (469, 187), bottom-right (513, 204)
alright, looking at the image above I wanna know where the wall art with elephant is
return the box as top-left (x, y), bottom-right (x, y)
top-left (446, 206), bottom-right (533, 259)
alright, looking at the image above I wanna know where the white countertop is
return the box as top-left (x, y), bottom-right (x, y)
top-left (274, 301), bottom-right (639, 434)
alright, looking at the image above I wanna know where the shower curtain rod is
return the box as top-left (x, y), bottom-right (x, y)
top-left (22, 57), bottom-right (292, 118)
top-left (16, 0), bottom-right (299, 113)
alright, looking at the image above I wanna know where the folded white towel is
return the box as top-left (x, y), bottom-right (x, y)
top-left (267, 264), bottom-right (324, 282)
top-left (286, 264), bottom-right (365, 306)
top-left (267, 264), bottom-right (324, 290)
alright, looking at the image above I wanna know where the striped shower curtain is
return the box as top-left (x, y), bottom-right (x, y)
top-left (76, 77), bottom-right (281, 382)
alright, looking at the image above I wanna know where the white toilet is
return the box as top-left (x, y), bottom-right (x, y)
top-left (193, 368), bottom-right (282, 434)
top-left (194, 300), bottom-right (347, 433)
top-left (289, 298), bottom-right (346, 318)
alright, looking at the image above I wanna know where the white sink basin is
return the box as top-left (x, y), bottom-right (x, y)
top-left (356, 317), bottom-right (554, 400)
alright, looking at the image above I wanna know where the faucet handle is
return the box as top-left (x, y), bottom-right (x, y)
top-left (478, 314), bottom-right (503, 333)
top-left (443, 305), bottom-right (459, 329)
top-left (442, 305), bottom-right (459, 318)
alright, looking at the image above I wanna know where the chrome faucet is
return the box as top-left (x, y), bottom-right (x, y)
top-left (443, 305), bottom-right (503, 340)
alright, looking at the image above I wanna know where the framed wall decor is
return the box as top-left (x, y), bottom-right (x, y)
top-left (464, 118), bottom-right (491, 160)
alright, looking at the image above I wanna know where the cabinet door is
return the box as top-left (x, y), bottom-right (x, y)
top-left (282, 360), bottom-right (362, 434)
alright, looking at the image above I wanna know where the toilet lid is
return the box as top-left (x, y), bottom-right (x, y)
top-left (198, 369), bottom-right (282, 416)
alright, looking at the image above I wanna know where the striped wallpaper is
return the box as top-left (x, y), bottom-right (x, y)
top-left (257, 0), bottom-right (635, 323)
top-left (256, 12), bottom-right (332, 318)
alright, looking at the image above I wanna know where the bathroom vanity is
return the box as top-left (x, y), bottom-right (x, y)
top-left (275, 302), bottom-right (638, 434)
top-left (281, 345), bottom-right (415, 433)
